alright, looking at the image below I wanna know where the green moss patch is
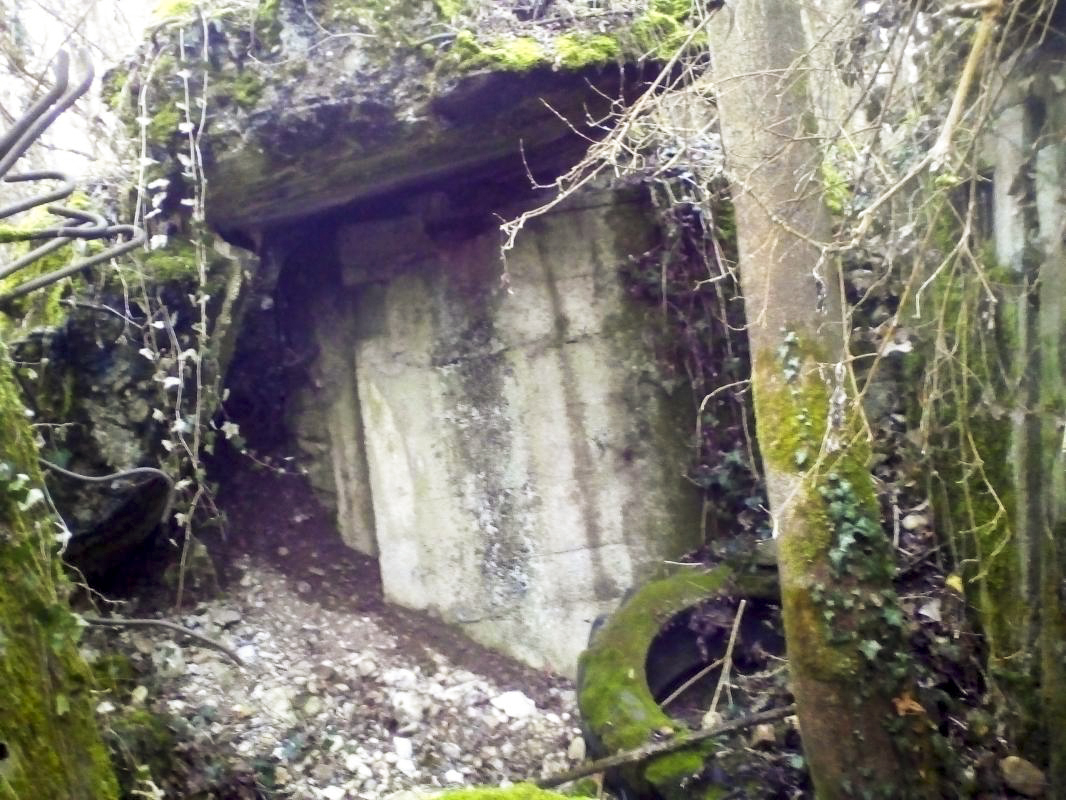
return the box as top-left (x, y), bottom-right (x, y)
top-left (0, 356), bottom-right (119, 799)
top-left (555, 34), bottom-right (620, 69)
top-left (578, 567), bottom-right (733, 798)
top-left (452, 32), bottom-right (549, 72)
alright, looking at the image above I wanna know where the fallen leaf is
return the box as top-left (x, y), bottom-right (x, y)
top-left (892, 691), bottom-right (926, 716)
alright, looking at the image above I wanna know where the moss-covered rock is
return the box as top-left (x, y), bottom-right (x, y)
top-left (0, 353), bottom-right (119, 799)
top-left (3, 228), bottom-right (252, 583)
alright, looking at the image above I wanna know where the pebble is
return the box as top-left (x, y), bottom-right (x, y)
top-left (236, 644), bottom-right (257, 663)
top-left (490, 690), bottom-right (537, 719)
top-left (95, 557), bottom-right (574, 799)
top-left (212, 608), bottom-right (243, 628)
top-left (750, 723), bottom-right (777, 748)
top-left (1001, 755), bottom-right (1046, 797)
top-left (901, 513), bottom-right (928, 530)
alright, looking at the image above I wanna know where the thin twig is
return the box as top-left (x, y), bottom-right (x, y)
top-left (82, 614), bottom-right (244, 666)
top-left (536, 704), bottom-right (797, 789)
top-left (709, 598), bottom-right (746, 716)
top-left (660, 656), bottom-right (725, 709)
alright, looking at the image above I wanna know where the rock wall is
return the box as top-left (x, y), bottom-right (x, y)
top-left (282, 187), bottom-right (700, 674)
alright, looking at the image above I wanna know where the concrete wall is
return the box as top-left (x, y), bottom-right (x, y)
top-left (292, 188), bottom-right (700, 675)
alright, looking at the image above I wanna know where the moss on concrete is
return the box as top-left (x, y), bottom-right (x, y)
top-left (452, 32), bottom-right (549, 72)
top-left (630, 0), bottom-right (691, 58)
top-left (555, 34), bottom-right (621, 69)
top-left (146, 102), bottom-right (182, 146)
top-left (0, 355), bottom-right (119, 799)
top-left (151, 0), bottom-right (197, 22)
top-left (138, 239), bottom-right (200, 283)
top-left (253, 0), bottom-right (282, 49)
top-left (578, 566), bottom-right (734, 799)
top-left (230, 69), bottom-right (265, 109)
top-left (0, 201), bottom-right (98, 333)
top-left (104, 708), bottom-right (177, 796)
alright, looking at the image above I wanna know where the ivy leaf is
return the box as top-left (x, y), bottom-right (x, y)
top-left (18, 488), bottom-right (44, 511)
top-left (859, 639), bottom-right (882, 661)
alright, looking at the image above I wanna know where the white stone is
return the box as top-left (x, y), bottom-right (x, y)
top-left (443, 769), bottom-right (464, 784)
top-left (236, 644), bottom-right (257, 663)
top-left (382, 667), bottom-right (418, 689)
top-left (901, 513), bottom-right (927, 531)
top-left (566, 736), bottom-right (586, 761)
top-left (261, 686), bottom-right (295, 722)
top-left (1001, 756), bottom-right (1046, 797)
top-left (393, 736), bottom-right (414, 760)
top-left (750, 723), bottom-right (777, 748)
top-left (390, 690), bottom-right (425, 723)
top-left (490, 690), bottom-right (537, 719)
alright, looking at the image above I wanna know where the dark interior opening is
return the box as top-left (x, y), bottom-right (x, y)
top-left (645, 596), bottom-right (786, 727)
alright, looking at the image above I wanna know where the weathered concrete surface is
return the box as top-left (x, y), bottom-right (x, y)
top-left (288, 292), bottom-right (378, 556)
top-left (982, 56), bottom-right (1066, 785)
top-left (289, 188), bottom-right (699, 674)
top-left (122, 0), bottom-right (658, 234)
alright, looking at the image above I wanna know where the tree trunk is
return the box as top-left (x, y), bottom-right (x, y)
top-left (707, 2), bottom-right (936, 796)
top-left (0, 356), bottom-right (119, 799)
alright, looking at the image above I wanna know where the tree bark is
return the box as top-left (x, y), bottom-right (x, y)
top-left (707, 2), bottom-right (936, 796)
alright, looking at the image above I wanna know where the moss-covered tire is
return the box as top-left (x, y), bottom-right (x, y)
top-left (576, 566), bottom-right (777, 800)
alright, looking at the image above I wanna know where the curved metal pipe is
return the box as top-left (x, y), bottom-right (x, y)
top-left (0, 52), bottom-right (70, 169)
top-left (0, 49), bottom-right (146, 307)
top-left (0, 224), bottom-right (147, 305)
top-left (0, 52), bottom-right (94, 179)
top-left (0, 171), bottom-right (75, 220)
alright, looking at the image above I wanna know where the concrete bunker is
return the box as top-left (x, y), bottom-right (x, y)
top-left (220, 171), bottom-right (704, 676)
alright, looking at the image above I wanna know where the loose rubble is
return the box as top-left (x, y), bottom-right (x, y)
top-left (86, 556), bottom-right (584, 799)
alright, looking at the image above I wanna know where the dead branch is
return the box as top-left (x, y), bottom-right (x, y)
top-left (536, 703), bottom-right (797, 789)
top-left (82, 614), bottom-right (245, 667)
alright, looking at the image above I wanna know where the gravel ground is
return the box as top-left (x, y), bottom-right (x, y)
top-left (87, 464), bottom-right (586, 799)
top-left (91, 555), bottom-right (585, 799)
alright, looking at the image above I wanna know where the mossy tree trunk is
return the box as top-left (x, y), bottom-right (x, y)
top-left (0, 353), bottom-right (118, 800)
top-left (707, 2), bottom-right (936, 796)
